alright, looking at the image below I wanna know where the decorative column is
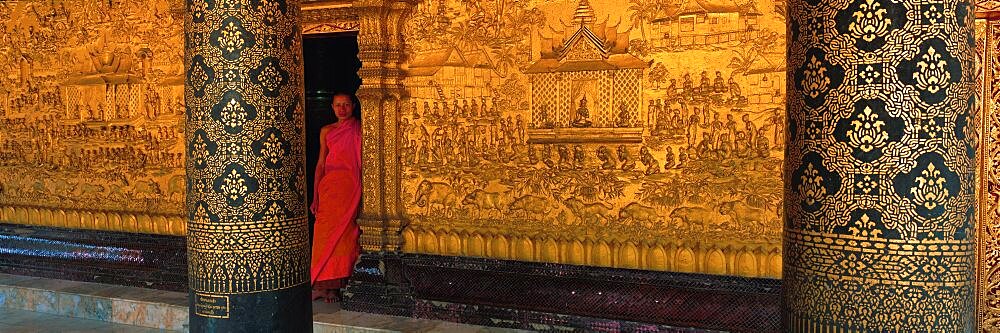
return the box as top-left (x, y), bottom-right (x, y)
top-left (340, 0), bottom-right (416, 316)
top-left (184, 0), bottom-right (311, 331)
top-left (353, 0), bottom-right (410, 253)
top-left (783, 0), bottom-right (977, 330)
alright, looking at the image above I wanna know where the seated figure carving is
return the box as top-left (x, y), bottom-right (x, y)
top-left (570, 96), bottom-right (592, 128)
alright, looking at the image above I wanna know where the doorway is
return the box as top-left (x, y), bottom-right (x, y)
top-left (303, 32), bottom-right (362, 230)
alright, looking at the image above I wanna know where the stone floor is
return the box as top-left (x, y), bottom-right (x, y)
top-left (0, 303), bottom-right (520, 333)
top-left (0, 302), bottom-right (516, 333)
top-left (0, 273), bottom-right (525, 332)
top-left (0, 307), bottom-right (166, 332)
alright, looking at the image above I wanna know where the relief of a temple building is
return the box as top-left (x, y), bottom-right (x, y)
top-left (525, 2), bottom-right (647, 143)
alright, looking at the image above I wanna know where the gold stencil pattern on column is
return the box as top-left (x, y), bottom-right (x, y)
top-left (0, 0), bottom-right (186, 235)
top-left (184, 0), bottom-right (309, 294)
top-left (783, 0), bottom-right (976, 328)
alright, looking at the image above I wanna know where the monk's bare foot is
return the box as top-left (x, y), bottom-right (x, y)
top-left (311, 289), bottom-right (328, 301)
top-left (325, 289), bottom-right (342, 303)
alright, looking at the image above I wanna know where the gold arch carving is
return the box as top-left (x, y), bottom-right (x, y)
top-left (303, 22), bottom-right (360, 34)
top-left (303, 2), bottom-right (359, 34)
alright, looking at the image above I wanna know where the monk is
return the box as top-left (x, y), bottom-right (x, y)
top-left (310, 92), bottom-right (362, 302)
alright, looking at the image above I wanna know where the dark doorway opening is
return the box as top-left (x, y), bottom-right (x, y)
top-left (303, 32), bottom-right (362, 230)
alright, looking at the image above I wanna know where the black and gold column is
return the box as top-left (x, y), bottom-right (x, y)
top-left (184, 0), bottom-right (310, 331)
top-left (783, 0), bottom-right (977, 330)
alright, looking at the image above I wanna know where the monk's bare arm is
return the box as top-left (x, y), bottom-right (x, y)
top-left (311, 125), bottom-right (332, 213)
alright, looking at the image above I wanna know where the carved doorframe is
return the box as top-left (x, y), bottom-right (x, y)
top-left (978, 3), bottom-right (1000, 329)
top-left (302, 0), bottom-right (415, 252)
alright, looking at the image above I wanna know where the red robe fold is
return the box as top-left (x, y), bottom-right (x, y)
top-left (311, 118), bottom-right (362, 287)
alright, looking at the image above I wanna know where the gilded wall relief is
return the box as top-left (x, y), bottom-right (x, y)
top-left (399, 0), bottom-right (786, 276)
top-left (0, 1), bottom-right (187, 235)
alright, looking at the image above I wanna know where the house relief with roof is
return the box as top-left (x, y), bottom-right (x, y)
top-left (524, 2), bottom-right (648, 144)
top-left (405, 44), bottom-right (497, 111)
top-left (649, 0), bottom-right (763, 48)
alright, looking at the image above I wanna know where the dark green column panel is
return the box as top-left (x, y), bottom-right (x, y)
top-left (783, 0), bottom-right (977, 330)
top-left (184, 0), bottom-right (310, 331)
top-left (783, 0), bottom-right (977, 331)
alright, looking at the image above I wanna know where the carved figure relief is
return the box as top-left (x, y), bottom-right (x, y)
top-left (399, 0), bottom-right (786, 277)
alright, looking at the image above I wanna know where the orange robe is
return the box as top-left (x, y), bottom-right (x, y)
top-left (310, 118), bottom-right (362, 288)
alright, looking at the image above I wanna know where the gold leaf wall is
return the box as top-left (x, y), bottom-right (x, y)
top-left (0, 0), bottom-right (187, 235)
top-left (0, 0), bottom-right (790, 276)
top-left (399, 0), bottom-right (787, 277)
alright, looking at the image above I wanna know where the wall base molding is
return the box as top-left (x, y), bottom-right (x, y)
top-left (343, 253), bottom-right (780, 332)
top-left (0, 223), bottom-right (187, 292)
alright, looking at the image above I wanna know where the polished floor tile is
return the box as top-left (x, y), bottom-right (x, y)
top-left (311, 300), bottom-right (530, 333)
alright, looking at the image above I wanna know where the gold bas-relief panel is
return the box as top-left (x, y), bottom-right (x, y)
top-left (0, 1), bottom-right (187, 235)
top-left (399, 0), bottom-right (785, 277)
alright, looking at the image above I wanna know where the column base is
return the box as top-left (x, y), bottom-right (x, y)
top-left (341, 252), bottom-right (415, 317)
top-left (188, 284), bottom-right (312, 332)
